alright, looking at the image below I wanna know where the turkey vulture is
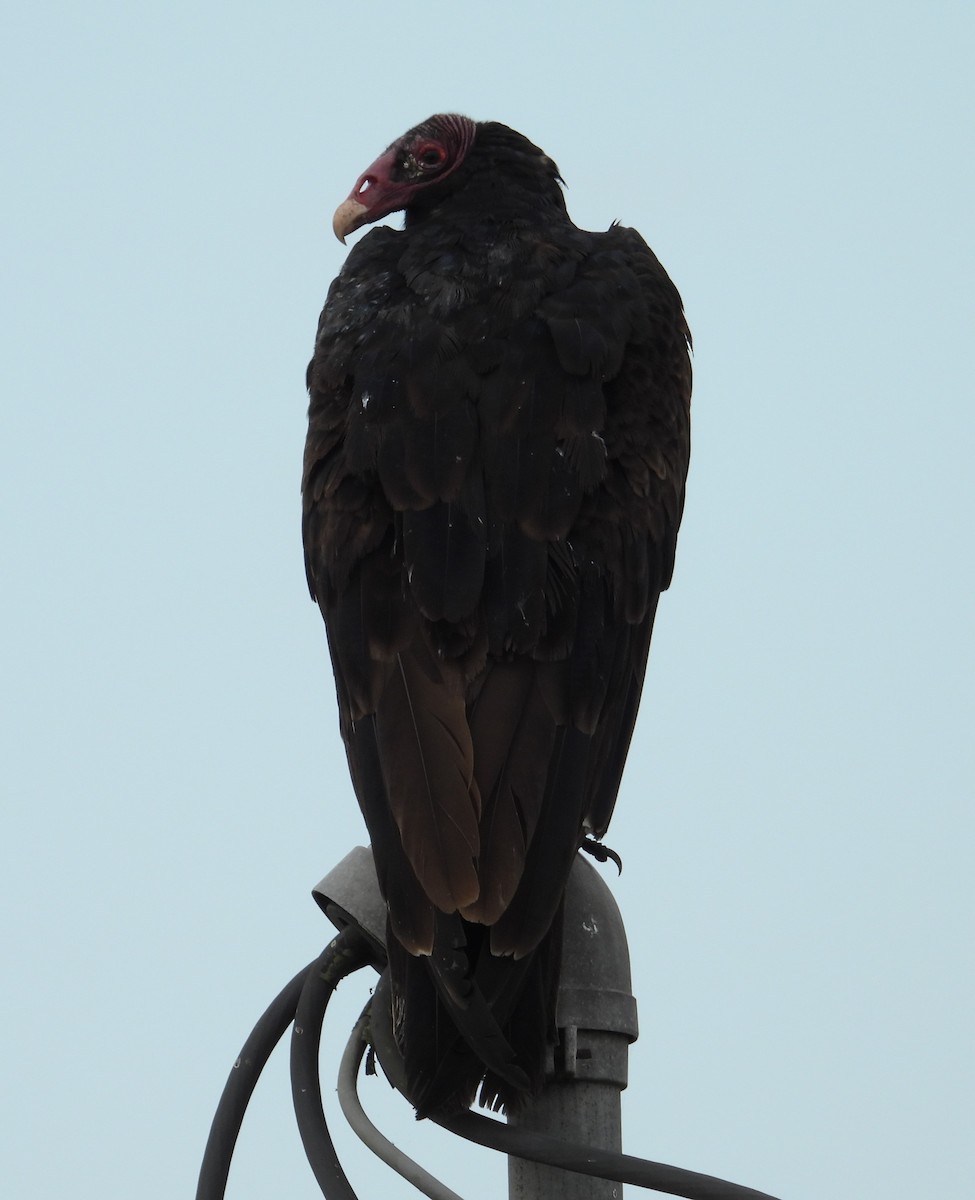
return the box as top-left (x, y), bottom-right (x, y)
top-left (302, 114), bottom-right (691, 1117)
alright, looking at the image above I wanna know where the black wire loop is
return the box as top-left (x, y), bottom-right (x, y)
top-left (196, 930), bottom-right (371, 1200)
top-left (196, 961), bottom-right (312, 1200)
top-left (290, 931), bottom-right (372, 1198)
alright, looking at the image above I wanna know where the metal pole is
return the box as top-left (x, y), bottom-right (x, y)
top-left (507, 856), bottom-right (637, 1200)
top-left (313, 849), bottom-right (637, 1199)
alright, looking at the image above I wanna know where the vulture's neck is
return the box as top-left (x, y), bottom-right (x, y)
top-left (405, 167), bottom-right (568, 235)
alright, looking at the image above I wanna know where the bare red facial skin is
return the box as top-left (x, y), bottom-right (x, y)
top-left (331, 115), bottom-right (476, 243)
top-left (332, 148), bottom-right (402, 242)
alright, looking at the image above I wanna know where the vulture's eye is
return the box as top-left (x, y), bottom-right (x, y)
top-left (415, 142), bottom-right (448, 171)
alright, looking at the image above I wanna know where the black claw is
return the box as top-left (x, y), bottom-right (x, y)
top-left (580, 836), bottom-right (623, 874)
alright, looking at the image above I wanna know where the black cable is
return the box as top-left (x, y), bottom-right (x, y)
top-left (290, 929), bottom-right (372, 1199)
top-left (438, 1110), bottom-right (782, 1200)
top-left (196, 961), bottom-right (313, 1200)
top-left (197, 931), bottom-right (370, 1200)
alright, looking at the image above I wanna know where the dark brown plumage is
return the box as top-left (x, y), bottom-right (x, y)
top-left (302, 114), bottom-right (691, 1117)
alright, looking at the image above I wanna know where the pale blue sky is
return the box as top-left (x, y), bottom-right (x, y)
top-left (2, 3), bottom-right (972, 1198)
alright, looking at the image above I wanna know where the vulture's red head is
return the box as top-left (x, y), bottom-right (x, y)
top-left (332, 114), bottom-right (477, 243)
top-left (332, 114), bottom-right (564, 242)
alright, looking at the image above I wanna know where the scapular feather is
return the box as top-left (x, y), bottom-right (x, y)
top-left (402, 500), bottom-right (486, 623)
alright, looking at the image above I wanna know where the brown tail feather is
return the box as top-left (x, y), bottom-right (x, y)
top-left (464, 661), bottom-right (559, 924)
top-left (375, 642), bottom-right (481, 913)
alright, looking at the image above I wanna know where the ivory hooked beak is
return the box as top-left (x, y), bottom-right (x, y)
top-left (332, 198), bottom-right (370, 244)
